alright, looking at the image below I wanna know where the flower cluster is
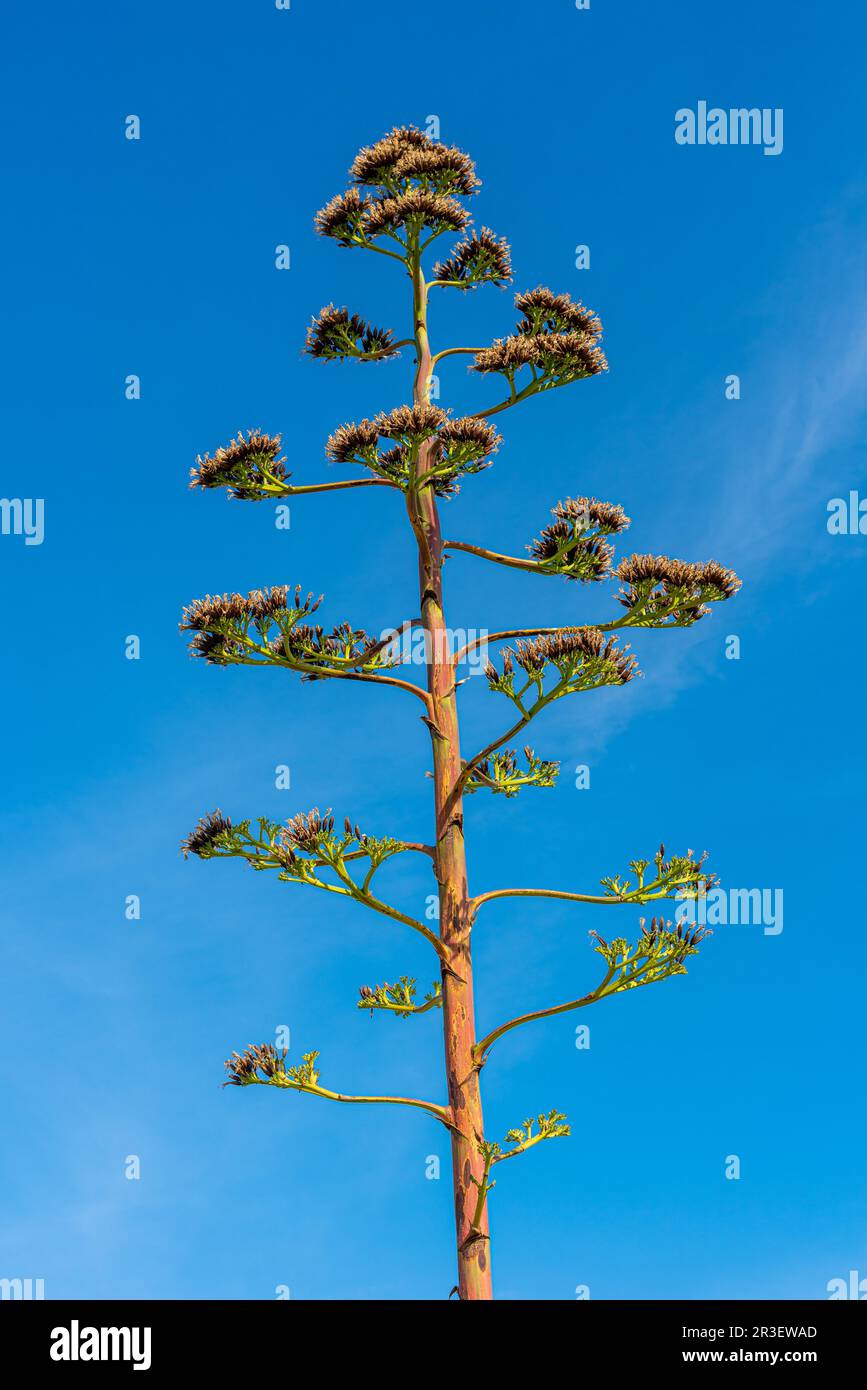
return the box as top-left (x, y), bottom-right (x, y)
top-left (433, 228), bottom-right (512, 289)
top-left (485, 627), bottom-right (638, 703)
top-left (305, 305), bottom-right (399, 362)
top-left (598, 844), bottom-right (716, 904)
top-left (365, 191), bottom-right (469, 239)
top-left (464, 746), bottom-right (559, 798)
top-left (529, 496), bottom-right (631, 581)
top-left (181, 810), bottom-right (234, 859)
top-left (479, 1110), bottom-right (572, 1171)
top-left (515, 287), bottom-right (602, 337)
top-left (472, 288), bottom-right (607, 389)
top-left (279, 809), bottom-right (403, 875)
top-left (616, 554), bottom-right (741, 627)
top-left (502, 1110), bottom-right (571, 1150)
top-left (315, 129), bottom-right (485, 249)
top-left (357, 976), bottom-right (442, 1019)
top-left (326, 406), bottom-right (500, 497)
top-left (224, 1045), bottom-right (321, 1090)
top-left (590, 917), bottom-right (712, 991)
top-left (190, 431), bottom-right (288, 500)
top-left (314, 188), bottom-right (370, 246)
top-left (181, 808), bottom-right (409, 894)
top-left (268, 622), bottom-right (396, 680)
top-left (350, 128), bottom-right (479, 198)
top-left (180, 585), bottom-right (397, 678)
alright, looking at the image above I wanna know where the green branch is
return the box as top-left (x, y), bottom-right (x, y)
top-left (224, 1047), bottom-right (453, 1129)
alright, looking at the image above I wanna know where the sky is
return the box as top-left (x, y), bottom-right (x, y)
top-left (1, 0), bottom-right (865, 1301)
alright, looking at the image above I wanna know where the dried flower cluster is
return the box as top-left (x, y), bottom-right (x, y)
top-left (326, 407), bottom-right (500, 496)
top-left (472, 287), bottom-right (607, 386)
top-left (181, 809), bottom-right (233, 859)
top-left (617, 554), bottom-right (742, 627)
top-left (313, 128), bottom-right (506, 267)
top-left (486, 628), bottom-right (638, 702)
top-left (179, 585), bottom-right (398, 678)
top-left (305, 305), bottom-right (399, 362)
top-left (522, 495), bottom-right (632, 581)
top-left (433, 228), bottom-right (512, 289)
top-left (515, 287), bottom-right (602, 337)
top-left (314, 188), bottom-right (370, 245)
top-left (190, 431), bottom-right (287, 499)
top-left (224, 1045), bottom-right (321, 1090)
top-left (350, 127), bottom-right (478, 197)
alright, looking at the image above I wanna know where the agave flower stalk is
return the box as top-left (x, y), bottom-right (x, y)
top-left (181, 126), bottom-right (741, 1301)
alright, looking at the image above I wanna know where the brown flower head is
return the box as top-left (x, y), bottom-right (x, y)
top-left (551, 496), bottom-right (630, 535)
top-left (373, 402), bottom-right (447, 442)
top-left (314, 188), bottom-right (370, 244)
top-left (181, 810), bottom-right (233, 858)
top-left (325, 419), bottom-right (380, 464)
top-left (529, 526), bottom-right (614, 581)
top-left (535, 334), bottom-right (608, 378)
top-left (616, 554), bottom-right (740, 626)
top-left (350, 126), bottom-right (435, 185)
top-left (325, 408), bottom-right (497, 495)
top-left (514, 287), bottom-right (602, 339)
top-left (282, 808), bottom-right (335, 855)
top-left (617, 554), bottom-right (687, 590)
top-left (364, 191), bottom-right (469, 239)
top-left (471, 336), bottom-right (541, 374)
top-left (191, 430), bottom-right (287, 497)
top-left (437, 416), bottom-right (501, 461)
top-left (391, 144), bottom-right (480, 196)
top-left (433, 228), bottom-right (512, 288)
top-left (305, 305), bottom-right (399, 362)
top-left (472, 332), bottom-right (607, 380)
top-left (180, 585), bottom-right (323, 663)
top-left (180, 590), bottom-right (251, 633)
top-left (511, 627), bottom-right (637, 685)
top-left (696, 561), bottom-right (741, 601)
top-left (528, 496), bottom-right (630, 582)
top-left (223, 1043), bottom-right (289, 1087)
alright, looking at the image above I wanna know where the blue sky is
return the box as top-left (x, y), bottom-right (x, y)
top-left (1, 0), bottom-right (865, 1300)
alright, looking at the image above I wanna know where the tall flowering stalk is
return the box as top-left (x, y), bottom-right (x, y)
top-left (180, 127), bottom-right (740, 1301)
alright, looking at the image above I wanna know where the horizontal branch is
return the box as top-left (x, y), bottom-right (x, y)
top-left (432, 347), bottom-right (486, 364)
top-left (473, 887), bottom-right (635, 912)
top-left (281, 477), bottom-right (398, 496)
top-left (470, 881), bottom-right (696, 915)
top-left (443, 539), bottom-right (543, 576)
top-left (246, 1076), bottom-right (454, 1129)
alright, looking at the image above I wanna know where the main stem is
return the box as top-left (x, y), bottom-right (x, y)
top-left (407, 249), bottom-right (493, 1300)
